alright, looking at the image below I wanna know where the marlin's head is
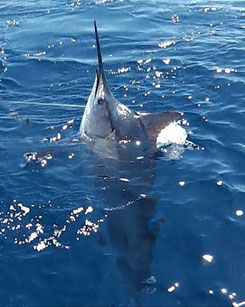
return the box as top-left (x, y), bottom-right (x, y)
top-left (80, 21), bottom-right (120, 140)
top-left (80, 21), bottom-right (181, 148)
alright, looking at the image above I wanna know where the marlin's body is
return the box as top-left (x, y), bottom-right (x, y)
top-left (79, 22), bottom-right (185, 306)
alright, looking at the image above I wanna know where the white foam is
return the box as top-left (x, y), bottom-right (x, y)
top-left (156, 122), bottom-right (187, 148)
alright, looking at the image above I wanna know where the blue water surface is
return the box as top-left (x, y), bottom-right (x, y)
top-left (0, 0), bottom-right (245, 306)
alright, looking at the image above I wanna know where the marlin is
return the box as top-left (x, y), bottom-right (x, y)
top-left (78, 21), bottom-right (186, 306)
top-left (80, 21), bottom-right (184, 154)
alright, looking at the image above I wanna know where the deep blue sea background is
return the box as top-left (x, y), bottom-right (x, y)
top-left (1, 0), bottom-right (245, 306)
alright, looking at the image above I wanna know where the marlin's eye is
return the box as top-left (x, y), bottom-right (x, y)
top-left (98, 98), bottom-right (104, 105)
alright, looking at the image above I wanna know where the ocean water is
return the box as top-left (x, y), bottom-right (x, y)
top-left (1, 0), bottom-right (245, 306)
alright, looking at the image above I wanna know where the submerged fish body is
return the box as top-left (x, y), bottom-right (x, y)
top-left (89, 137), bottom-right (158, 305)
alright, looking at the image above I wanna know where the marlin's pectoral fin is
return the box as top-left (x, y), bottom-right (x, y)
top-left (137, 111), bottom-right (183, 145)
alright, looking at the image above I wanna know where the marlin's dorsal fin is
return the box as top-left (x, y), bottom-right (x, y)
top-left (137, 111), bottom-right (182, 145)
